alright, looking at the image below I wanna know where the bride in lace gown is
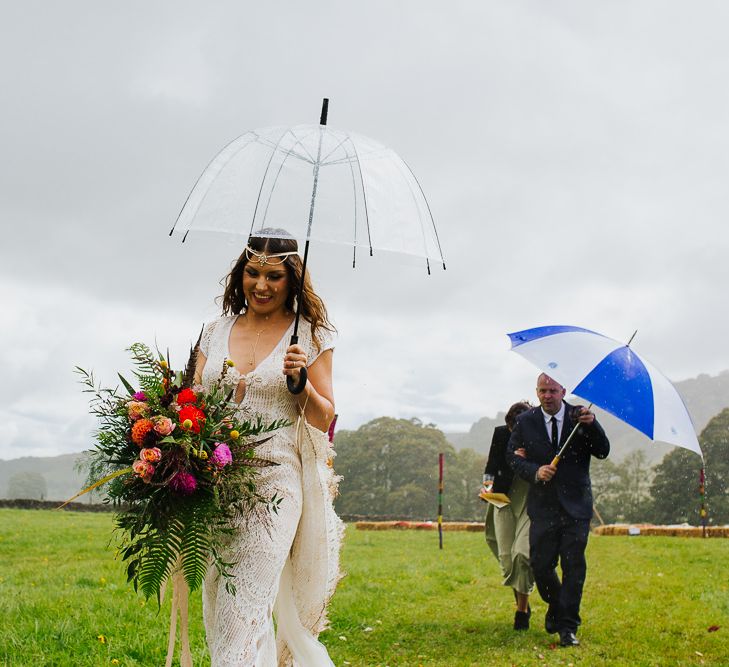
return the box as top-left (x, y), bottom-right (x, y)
top-left (195, 230), bottom-right (343, 666)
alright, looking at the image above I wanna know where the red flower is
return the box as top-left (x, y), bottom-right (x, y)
top-left (177, 388), bottom-right (198, 405)
top-left (178, 405), bottom-right (205, 433)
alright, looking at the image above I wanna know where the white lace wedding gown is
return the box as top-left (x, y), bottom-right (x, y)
top-left (200, 315), bottom-right (343, 667)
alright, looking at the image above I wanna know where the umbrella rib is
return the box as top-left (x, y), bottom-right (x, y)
top-left (344, 141), bottom-right (360, 268)
top-left (249, 128), bottom-right (311, 236)
top-left (260, 142), bottom-right (315, 165)
top-left (344, 136), bottom-right (373, 256)
top-left (400, 156), bottom-right (446, 271)
top-left (261, 132), bottom-right (338, 230)
top-left (170, 131), bottom-right (257, 237)
top-left (259, 131), bottom-right (320, 228)
top-left (319, 134), bottom-right (351, 165)
top-left (255, 127), bottom-right (320, 164)
top-left (390, 154), bottom-right (432, 272)
top-left (259, 156), bottom-right (289, 229)
top-left (323, 146), bottom-right (388, 167)
top-left (285, 127), bottom-right (319, 163)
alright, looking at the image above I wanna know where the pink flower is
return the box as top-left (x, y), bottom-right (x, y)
top-left (139, 447), bottom-right (162, 463)
top-left (210, 443), bottom-right (233, 468)
top-left (151, 416), bottom-right (175, 436)
top-left (127, 401), bottom-right (149, 421)
top-left (133, 391), bottom-right (147, 401)
top-left (169, 471), bottom-right (197, 495)
top-left (132, 459), bottom-right (155, 482)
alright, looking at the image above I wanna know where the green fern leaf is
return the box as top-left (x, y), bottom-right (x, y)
top-left (138, 518), bottom-right (184, 602)
top-left (180, 504), bottom-right (211, 593)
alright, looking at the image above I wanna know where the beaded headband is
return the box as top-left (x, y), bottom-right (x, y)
top-left (245, 245), bottom-right (298, 266)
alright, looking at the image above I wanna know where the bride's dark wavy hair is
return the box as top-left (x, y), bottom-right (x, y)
top-left (220, 228), bottom-right (335, 351)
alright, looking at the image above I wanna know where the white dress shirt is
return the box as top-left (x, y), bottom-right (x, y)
top-left (542, 403), bottom-right (566, 445)
top-left (535, 404), bottom-right (566, 482)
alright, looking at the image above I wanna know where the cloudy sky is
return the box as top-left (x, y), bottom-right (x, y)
top-left (2, 1), bottom-right (729, 459)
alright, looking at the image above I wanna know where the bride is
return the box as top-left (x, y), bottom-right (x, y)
top-left (195, 229), bottom-right (342, 666)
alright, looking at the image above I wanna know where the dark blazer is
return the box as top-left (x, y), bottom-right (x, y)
top-left (484, 425), bottom-right (514, 495)
top-left (506, 403), bottom-right (610, 521)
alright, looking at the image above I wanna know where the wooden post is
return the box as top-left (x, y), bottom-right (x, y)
top-left (438, 453), bottom-right (444, 550)
top-left (699, 467), bottom-right (707, 538)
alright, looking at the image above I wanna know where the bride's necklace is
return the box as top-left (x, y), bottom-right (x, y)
top-left (242, 309), bottom-right (291, 368)
top-left (248, 327), bottom-right (265, 367)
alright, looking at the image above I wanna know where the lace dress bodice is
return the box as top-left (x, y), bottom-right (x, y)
top-left (200, 315), bottom-right (333, 428)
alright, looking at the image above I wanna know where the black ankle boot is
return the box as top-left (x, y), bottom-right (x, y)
top-left (514, 605), bottom-right (530, 630)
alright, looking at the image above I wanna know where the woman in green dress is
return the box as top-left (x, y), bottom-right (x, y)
top-left (483, 401), bottom-right (534, 630)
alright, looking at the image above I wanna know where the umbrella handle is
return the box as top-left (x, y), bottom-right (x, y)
top-left (287, 368), bottom-right (308, 394)
top-left (549, 404), bottom-right (594, 467)
top-left (286, 334), bottom-right (308, 394)
top-left (549, 413), bottom-right (584, 467)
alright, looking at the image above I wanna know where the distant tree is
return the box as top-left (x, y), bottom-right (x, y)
top-left (591, 451), bottom-right (655, 523)
top-left (6, 472), bottom-right (48, 500)
top-left (444, 448), bottom-right (485, 521)
top-left (334, 417), bottom-right (457, 519)
top-left (591, 457), bottom-right (622, 523)
top-left (618, 450), bottom-right (654, 521)
top-left (649, 408), bottom-right (729, 525)
top-left (386, 483), bottom-right (431, 518)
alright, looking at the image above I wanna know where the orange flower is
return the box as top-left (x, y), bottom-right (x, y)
top-left (131, 418), bottom-right (155, 446)
top-left (140, 447), bottom-right (162, 463)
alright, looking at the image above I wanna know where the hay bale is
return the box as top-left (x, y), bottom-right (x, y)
top-left (593, 524), bottom-right (729, 538)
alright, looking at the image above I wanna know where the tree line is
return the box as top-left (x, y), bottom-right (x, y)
top-left (7, 409), bottom-right (727, 526)
top-left (332, 409), bottom-right (729, 525)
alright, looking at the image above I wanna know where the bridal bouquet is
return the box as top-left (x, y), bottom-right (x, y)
top-left (71, 341), bottom-right (287, 602)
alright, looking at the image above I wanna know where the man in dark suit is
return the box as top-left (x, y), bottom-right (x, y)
top-left (506, 373), bottom-right (609, 647)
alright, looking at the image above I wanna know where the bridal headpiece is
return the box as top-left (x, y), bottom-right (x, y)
top-left (245, 246), bottom-right (299, 266)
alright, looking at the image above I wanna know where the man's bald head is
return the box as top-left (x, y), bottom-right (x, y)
top-left (536, 374), bottom-right (566, 415)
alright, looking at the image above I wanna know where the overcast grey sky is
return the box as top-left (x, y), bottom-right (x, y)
top-left (2, 1), bottom-right (729, 459)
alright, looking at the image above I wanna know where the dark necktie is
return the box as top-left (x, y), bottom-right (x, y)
top-left (550, 416), bottom-right (558, 449)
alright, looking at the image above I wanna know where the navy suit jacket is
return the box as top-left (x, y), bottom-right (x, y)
top-left (506, 403), bottom-right (610, 521)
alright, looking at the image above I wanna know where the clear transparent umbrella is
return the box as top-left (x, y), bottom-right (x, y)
top-left (171, 99), bottom-right (445, 392)
top-left (171, 101), bottom-right (445, 272)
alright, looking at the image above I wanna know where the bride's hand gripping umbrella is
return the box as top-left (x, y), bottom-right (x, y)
top-left (507, 325), bottom-right (702, 466)
top-left (171, 98), bottom-right (446, 393)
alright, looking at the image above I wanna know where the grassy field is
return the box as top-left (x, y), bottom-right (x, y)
top-left (1, 509), bottom-right (728, 666)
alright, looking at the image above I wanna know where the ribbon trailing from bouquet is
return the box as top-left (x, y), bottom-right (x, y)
top-left (165, 570), bottom-right (193, 667)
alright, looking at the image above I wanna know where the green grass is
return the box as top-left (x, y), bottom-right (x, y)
top-left (1, 509), bottom-right (728, 666)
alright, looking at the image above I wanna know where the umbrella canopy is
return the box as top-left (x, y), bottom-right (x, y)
top-left (507, 325), bottom-right (702, 457)
top-left (171, 117), bottom-right (445, 271)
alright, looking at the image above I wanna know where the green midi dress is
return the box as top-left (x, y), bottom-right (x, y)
top-left (484, 476), bottom-right (534, 595)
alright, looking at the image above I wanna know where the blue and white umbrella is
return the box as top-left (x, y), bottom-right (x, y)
top-left (507, 325), bottom-right (702, 457)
